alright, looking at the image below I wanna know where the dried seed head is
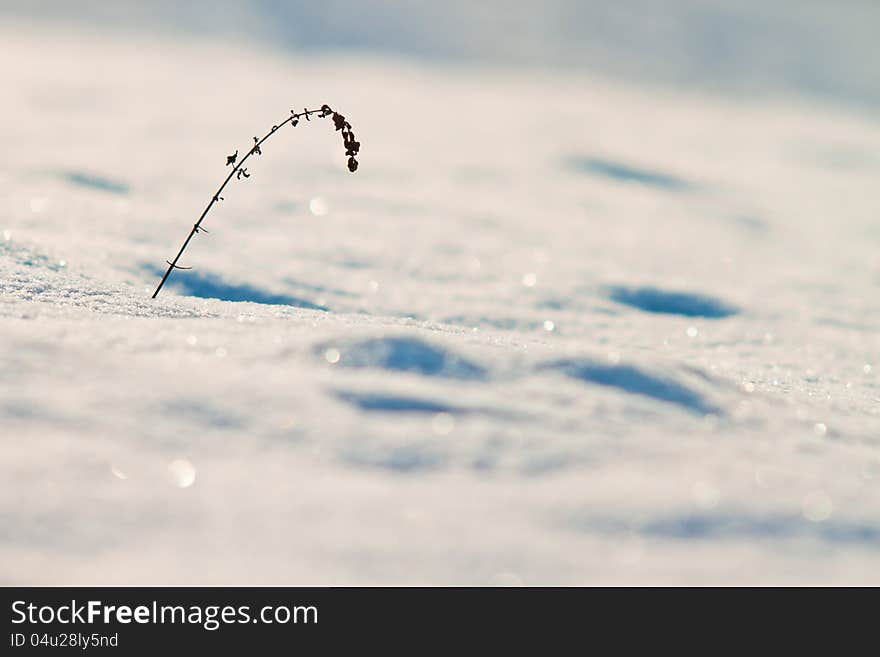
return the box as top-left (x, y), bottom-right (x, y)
top-left (152, 103), bottom-right (361, 300)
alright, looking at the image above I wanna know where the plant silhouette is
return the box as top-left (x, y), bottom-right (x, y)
top-left (152, 104), bottom-right (360, 299)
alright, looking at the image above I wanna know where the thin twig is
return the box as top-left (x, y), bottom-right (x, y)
top-left (152, 104), bottom-right (359, 299)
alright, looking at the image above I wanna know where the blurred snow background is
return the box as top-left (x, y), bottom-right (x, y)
top-left (5, 0), bottom-right (880, 108)
top-left (1, 1), bottom-right (879, 584)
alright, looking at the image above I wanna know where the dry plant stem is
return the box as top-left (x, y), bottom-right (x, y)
top-left (152, 105), bottom-right (356, 299)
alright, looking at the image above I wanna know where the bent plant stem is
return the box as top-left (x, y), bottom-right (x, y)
top-left (152, 105), bottom-right (358, 299)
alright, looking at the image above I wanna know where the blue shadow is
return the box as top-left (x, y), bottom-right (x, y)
top-left (321, 337), bottom-right (487, 380)
top-left (343, 446), bottom-right (447, 473)
top-left (608, 286), bottom-right (738, 318)
top-left (643, 513), bottom-right (880, 544)
top-left (145, 266), bottom-right (329, 309)
top-left (568, 157), bottom-right (690, 191)
top-left (335, 390), bottom-right (460, 414)
top-left (570, 512), bottom-right (880, 547)
top-left (63, 171), bottom-right (129, 195)
top-left (544, 359), bottom-right (719, 415)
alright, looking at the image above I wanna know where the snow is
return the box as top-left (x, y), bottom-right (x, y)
top-left (2, 21), bottom-right (880, 585)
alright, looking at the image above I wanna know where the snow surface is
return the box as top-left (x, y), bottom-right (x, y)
top-left (2, 23), bottom-right (880, 584)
